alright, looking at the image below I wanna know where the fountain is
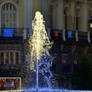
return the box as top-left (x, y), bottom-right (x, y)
top-left (23, 11), bottom-right (92, 92)
top-left (23, 11), bottom-right (57, 92)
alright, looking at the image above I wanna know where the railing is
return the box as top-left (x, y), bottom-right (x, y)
top-left (76, 0), bottom-right (92, 2)
top-left (0, 28), bottom-right (31, 43)
top-left (87, 0), bottom-right (92, 2)
top-left (51, 29), bottom-right (92, 44)
top-left (0, 28), bottom-right (30, 37)
top-left (1, 28), bottom-right (91, 44)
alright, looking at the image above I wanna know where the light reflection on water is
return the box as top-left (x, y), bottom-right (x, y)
top-left (22, 88), bottom-right (92, 92)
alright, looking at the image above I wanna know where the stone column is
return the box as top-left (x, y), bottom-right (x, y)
top-left (52, 5), bottom-right (58, 29)
top-left (20, 0), bottom-right (24, 28)
top-left (57, 0), bottom-right (64, 30)
top-left (17, 1), bottom-right (20, 28)
top-left (24, 0), bottom-right (33, 35)
top-left (42, 0), bottom-right (47, 22)
top-left (33, 0), bottom-right (42, 14)
top-left (70, 1), bottom-right (75, 30)
top-left (80, 3), bottom-right (88, 32)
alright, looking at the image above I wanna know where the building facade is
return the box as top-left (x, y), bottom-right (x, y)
top-left (0, 0), bottom-right (92, 90)
top-left (38, 0), bottom-right (92, 88)
top-left (0, 0), bottom-right (24, 90)
top-left (0, 0), bottom-right (43, 90)
top-left (23, 0), bottom-right (92, 89)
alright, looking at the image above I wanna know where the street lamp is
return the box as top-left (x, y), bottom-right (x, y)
top-left (90, 23), bottom-right (92, 29)
top-left (89, 16), bottom-right (92, 30)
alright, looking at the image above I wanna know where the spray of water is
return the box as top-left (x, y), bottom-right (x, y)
top-left (30, 11), bottom-right (53, 69)
top-left (23, 11), bottom-right (87, 92)
top-left (25, 11), bottom-right (56, 90)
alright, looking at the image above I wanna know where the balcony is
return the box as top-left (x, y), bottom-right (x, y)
top-left (87, 0), bottom-right (92, 2)
top-left (51, 29), bottom-right (92, 45)
top-left (76, 0), bottom-right (92, 3)
top-left (0, 64), bottom-right (21, 77)
top-left (0, 28), bottom-right (29, 44)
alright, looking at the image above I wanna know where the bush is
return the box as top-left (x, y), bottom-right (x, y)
top-left (54, 74), bottom-right (69, 88)
top-left (72, 55), bottom-right (92, 90)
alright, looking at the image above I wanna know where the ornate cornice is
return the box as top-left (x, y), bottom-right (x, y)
top-left (0, 0), bottom-right (19, 4)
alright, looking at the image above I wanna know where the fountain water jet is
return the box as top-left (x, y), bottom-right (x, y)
top-left (24, 11), bottom-right (56, 91)
top-left (23, 11), bottom-right (92, 92)
top-left (31, 11), bottom-right (54, 89)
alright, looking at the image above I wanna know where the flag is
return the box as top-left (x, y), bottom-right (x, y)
top-left (68, 31), bottom-right (72, 38)
top-left (4, 28), bottom-right (14, 37)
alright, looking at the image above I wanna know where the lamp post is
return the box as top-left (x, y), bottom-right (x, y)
top-left (90, 23), bottom-right (92, 29)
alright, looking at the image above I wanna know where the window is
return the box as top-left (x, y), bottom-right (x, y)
top-left (15, 52), bottom-right (19, 64)
top-left (62, 54), bottom-right (67, 64)
top-left (4, 52), bottom-right (9, 64)
top-left (10, 52), bottom-right (14, 64)
top-left (0, 52), bottom-right (4, 64)
top-left (64, 9), bottom-right (67, 30)
top-left (1, 3), bottom-right (17, 28)
top-left (62, 54), bottom-right (71, 73)
top-left (0, 51), bottom-right (20, 65)
top-left (75, 8), bottom-right (80, 30)
top-left (64, 8), bottom-right (71, 30)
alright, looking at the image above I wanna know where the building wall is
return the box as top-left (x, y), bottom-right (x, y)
top-left (45, 0), bottom-right (92, 77)
top-left (0, 0), bottom-right (92, 89)
top-left (0, 0), bottom-right (25, 90)
top-left (23, 0), bottom-right (92, 32)
top-left (46, 0), bottom-right (92, 32)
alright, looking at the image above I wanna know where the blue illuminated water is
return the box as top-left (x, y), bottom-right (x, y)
top-left (23, 88), bottom-right (92, 92)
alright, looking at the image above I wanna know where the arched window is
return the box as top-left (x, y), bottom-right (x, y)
top-left (1, 3), bottom-right (17, 28)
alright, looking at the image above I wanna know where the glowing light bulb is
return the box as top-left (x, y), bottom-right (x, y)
top-left (90, 23), bottom-right (92, 28)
